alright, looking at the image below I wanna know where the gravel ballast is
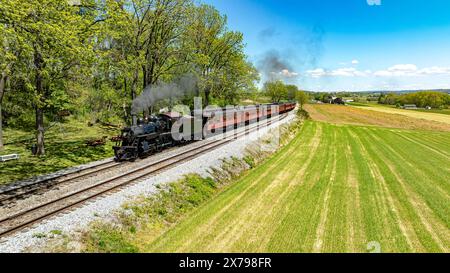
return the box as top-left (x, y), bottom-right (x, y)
top-left (0, 112), bottom-right (297, 253)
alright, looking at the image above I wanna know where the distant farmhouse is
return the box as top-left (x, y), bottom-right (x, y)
top-left (326, 96), bottom-right (345, 105)
top-left (403, 104), bottom-right (418, 110)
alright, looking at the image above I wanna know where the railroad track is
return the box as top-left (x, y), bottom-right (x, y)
top-left (0, 114), bottom-right (288, 238)
top-left (0, 160), bottom-right (120, 206)
top-left (0, 114), bottom-right (286, 206)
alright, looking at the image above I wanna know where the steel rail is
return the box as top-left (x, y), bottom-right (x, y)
top-left (0, 160), bottom-right (120, 205)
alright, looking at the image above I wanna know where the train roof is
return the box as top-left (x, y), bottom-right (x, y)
top-left (202, 102), bottom-right (295, 113)
top-left (159, 112), bottom-right (182, 119)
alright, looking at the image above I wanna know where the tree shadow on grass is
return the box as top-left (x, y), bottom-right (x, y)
top-left (0, 139), bottom-right (114, 185)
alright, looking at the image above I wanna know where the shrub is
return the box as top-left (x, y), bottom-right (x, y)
top-left (297, 109), bottom-right (310, 120)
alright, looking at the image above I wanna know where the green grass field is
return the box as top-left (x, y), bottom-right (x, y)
top-left (413, 108), bottom-right (450, 115)
top-left (0, 119), bottom-right (117, 185)
top-left (140, 120), bottom-right (449, 253)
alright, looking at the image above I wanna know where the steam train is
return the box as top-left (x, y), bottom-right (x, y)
top-left (113, 102), bottom-right (296, 161)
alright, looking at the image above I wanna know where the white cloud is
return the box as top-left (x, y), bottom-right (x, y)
top-left (372, 70), bottom-right (392, 77)
top-left (306, 67), bottom-right (368, 77)
top-left (306, 68), bottom-right (327, 78)
top-left (307, 64), bottom-right (450, 78)
top-left (271, 69), bottom-right (299, 78)
top-left (330, 67), bottom-right (367, 77)
top-left (417, 66), bottom-right (450, 75)
top-left (388, 64), bottom-right (417, 71)
top-left (377, 64), bottom-right (418, 76)
top-left (373, 64), bottom-right (450, 77)
top-left (340, 60), bottom-right (359, 65)
top-left (281, 69), bottom-right (299, 77)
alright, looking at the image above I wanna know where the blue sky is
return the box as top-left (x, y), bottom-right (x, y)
top-left (203, 0), bottom-right (450, 91)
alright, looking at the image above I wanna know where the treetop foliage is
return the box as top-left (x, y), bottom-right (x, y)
top-left (263, 80), bottom-right (306, 104)
top-left (0, 0), bottom-right (260, 154)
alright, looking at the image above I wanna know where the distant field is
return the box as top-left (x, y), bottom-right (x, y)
top-left (139, 108), bottom-right (449, 253)
top-left (305, 104), bottom-right (450, 131)
top-left (346, 103), bottom-right (450, 123)
top-left (346, 102), bottom-right (372, 107)
top-left (413, 108), bottom-right (450, 115)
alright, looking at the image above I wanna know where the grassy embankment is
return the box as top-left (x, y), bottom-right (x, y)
top-left (0, 118), bottom-right (118, 185)
top-left (77, 104), bottom-right (449, 253)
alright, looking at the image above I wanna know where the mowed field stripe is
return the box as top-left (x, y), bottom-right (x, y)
top-left (266, 123), bottom-right (337, 252)
top-left (355, 127), bottom-right (449, 252)
top-left (201, 122), bottom-right (322, 252)
top-left (390, 130), bottom-right (450, 159)
top-left (317, 128), bottom-right (352, 252)
top-left (341, 128), bottom-right (367, 252)
top-left (312, 129), bottom-right (338, 252)
top-left (214, 123), bottom-right (324, 252)
top-left (408, 130), bottom-right (450, 146)
top-left (222, 123), bottom-right (325, 252)
top-left (368, 129), bottom-right (450, 199)
top-left (348, 128), bottom-right (414, 252)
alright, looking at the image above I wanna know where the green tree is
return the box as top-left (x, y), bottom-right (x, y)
top-left (286, 85), bottom-right (298, 100)
top-left (295, 91), bottom-right (309, 110)
top-left (210, 57), bottom-right (259, 106)
top-left (186, 4), bottom-right (253, 106)
top-left (0, 27), bottom-right (11, 149)
top-left (378, 91), bottom-right (450, 108)
top-left (263, 80), bottom-right (288, 103)
top-left (95, 0), bottom-right (194, 118)
top-left (0, 0), bottom-right (97, 155)
top-left (142, 0), bottom-right (193, 87)
top-left (0, 13), bottom-right (25, 149)
top-left (0, 0), bottom-right (260, 155)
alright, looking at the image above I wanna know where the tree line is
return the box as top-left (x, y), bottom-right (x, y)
top-left (263, 80), bottom-right (309, 109)
top-left (0, 0), bottom-right (260, 155)
top-left (378, 91), bottom-right (450, 108)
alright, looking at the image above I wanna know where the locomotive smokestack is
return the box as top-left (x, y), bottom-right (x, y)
top-left (132, 115), bottom-right (137, 126)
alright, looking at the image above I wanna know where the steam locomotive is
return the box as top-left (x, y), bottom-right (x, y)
top-left (113, 102), bottom-right (296, 161)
